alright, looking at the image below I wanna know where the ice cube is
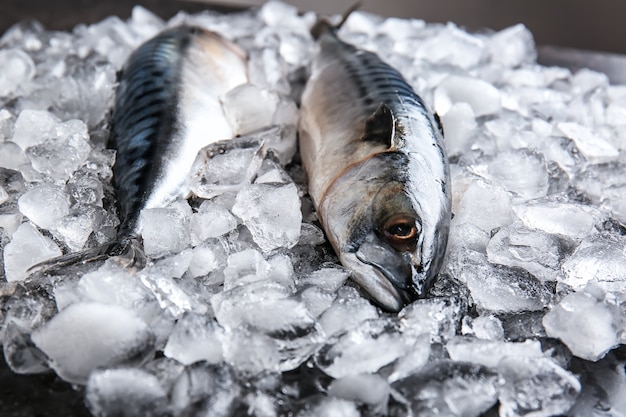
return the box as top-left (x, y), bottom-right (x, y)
top-left (328, 373), bottom-right (389, 414)
top-left (3, 222), bottom-right (62, 282)
top-left (315, 317), bottom-right (415, 378)
top-left (398, 297), bottom-right (464, 343)
top-left (296, 397), bottom-right (360, 417)
top-left (85, 368), bottom-right (169, 417)
top-left (221, 327), bottom-right (281, 374)
top-left (0, 142), bottom-right (30, 172)
top-left (392, 361), bottom-right (500, 417)
top-left (513, 200), bottom-right (604, 240)
top-left (18, 183), bottom-right (70, 230)
top-left (2, 321), bottom-right (49, 374)
top-left (0, 49), bottom-right (36, 98)
top-left (562, 233), bottom-right (626, 290)
top-left (487, 222), bottom-right (569, 282)
top-left (170, 362), bottom-right (243, 416)
top-left (387, 333), bottom-right (431, 383)
top-left (461, 314), bottom-right (505, 341)
top-left (557, 122), bottom-right (619, 162)
top-left (434, 75), bottom-right (501, 117)
top-left (498, 356), bottom-right (581, 417)
top-left (190, 200), bottom-right (238, 245)
top-left (187, 238), bottom-right (229, 278)
top-left (446, 337), bottom-right (543, 368)
top-left (163, 313), bottom-right (224, 365)
top-left (450, 250), bottom-right (553, 313)
top-left (572, 68), bottom-right (609, 96)
top-left (487, 24), bottom-right (536, 68)
top-left (317, 287), bottom-right (378, 337)
top-left (190, 138), bottom-right (264, 199)
top-left (439, 102), bottom-right (477, 156)
top-left (231, 182), bottom-right (301, 252)
top-left (451, 179), bottom-right (514, 234)
top-left (222, 83), bottom-right (280, 136)
top-left (11, 109), bottom-right (58, 150)
top-left (543, 284), bottom-right (623, 361)
top-left (51, 205), bottom-right (111, 251)
top-left (415, 23), bottom-right (486, 69)
top-left (31, 302), bottom-right (155, 384)
top-left (141, 204), bottom-right (192, 257)
top-left (474, 150), bottom-right (549, 200)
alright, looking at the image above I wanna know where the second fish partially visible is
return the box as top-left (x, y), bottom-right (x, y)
top-left (299, 18), bottom-right (451, 312)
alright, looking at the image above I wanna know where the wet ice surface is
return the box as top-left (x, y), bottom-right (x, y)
top-left (1, 2), bottom-right (626, 417)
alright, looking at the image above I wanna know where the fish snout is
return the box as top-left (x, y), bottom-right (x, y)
top-left (351, 239), bottom-right (428, 312)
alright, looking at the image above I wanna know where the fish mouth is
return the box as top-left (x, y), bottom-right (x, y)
top-left (340, 240), bottom-right (424, 312)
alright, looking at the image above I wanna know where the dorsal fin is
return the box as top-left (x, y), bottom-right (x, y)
top-left (310, 2), bottom-right (362, 39)
top-left (361, 103), bottom-right (396, 148)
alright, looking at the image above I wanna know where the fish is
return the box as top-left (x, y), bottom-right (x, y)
top-left (298, 16), bottom-right (451, 312)
top-left (32, 25), bottom-right (248, 270)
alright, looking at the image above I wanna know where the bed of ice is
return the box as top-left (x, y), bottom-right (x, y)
top-left (1, 2), bottom-right (625, 416)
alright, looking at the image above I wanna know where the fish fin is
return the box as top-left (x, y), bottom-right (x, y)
top-left (27, 239), bottom-right (146, 275)
top-left (310, 2), bottom-right (362, 39)
top-left (361, 103), bottom-right (396, 149)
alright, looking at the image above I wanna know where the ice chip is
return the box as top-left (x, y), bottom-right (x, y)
top-left (498, 356), bottom-right (581, 417)
top-left (0, 49), bottom-right (36, 97)
top-left (188, 238), bottom-right (228, 278)
top-left (232, 182), bottom-right (301, 252)
top-left (415, 23), bottom-right (485, 69)
top-left (488, 24), bottom-right (536, 68)
top-left (86, 368), bottom-right (169, 417)
top-left (446, 337), bottom-right (543, 369)
top-left (0, 142), bottom-right (30, 172)
top-left (315, 317), bottom-right (415, 378)
top-left (51, 205), bottom-right (111, 251)
top-left (451, 179), bottom-right (514, 234)
top-left (297, 397), bottom-right (360, 417)
top-left (461, 314), bottom-right (505, 341)
top-left (434, 75), bottom-right (501, 117)
top-left (392, 361), bottom-right (500, 417)
top-left (560, 234), bottom-right (626, 290)
top-left (31, 302), bottom-right (156, 384)
top-left (328, 373), bottom-right (389, 413)
top-left (513, 200), bottom-right (603, 239)
top-left (543, 285), bottom-right (623, 361)
top-left (317, 287), bottom-right (378, 337)
top-left (222, 327), bottom-right (281, 374)
top-left (3, 222), bottom-right (62, 281)
top-left (475, 150), bottom-right (549, 200)
top-left (398, 297), bottom-right (464, 343)
top-left (487, 222), bottom-right (568, 282)
top-left (11, 109), bottom-right (59, 150)
top-left (190, 200), bottom-right (238, 245)
top-left (2, 321), bottom-right (49, 374)
top-left (451, 250), bottom-right (552, 313)
top-left (557, 122), bottom-right (619, 162)
top-left (141, 205), bottom-right (191, 257)
top-left (163, 313), bottom-right (224, 365)
top-left (18, 183), bottom-right (70, 230)
top-left (222, 83), bottom-right (280, 136)
top-left (440, 102), bottom-right (477, 156)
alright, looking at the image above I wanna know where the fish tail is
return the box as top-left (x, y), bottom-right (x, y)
top-left (28, 238), bottom-right (146, 275)
top-left (310, 2), bottom-right (362, 39)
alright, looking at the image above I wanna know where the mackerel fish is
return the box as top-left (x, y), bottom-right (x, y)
top-left (34, 25), bottom-right (248, 269)
top-left (298, 19), bottom-right (451, 312)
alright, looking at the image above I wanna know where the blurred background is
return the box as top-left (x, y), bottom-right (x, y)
top-left (2, 0), bottom-right (626, 83)
top-left (2, 0), bottom-right (625, 54)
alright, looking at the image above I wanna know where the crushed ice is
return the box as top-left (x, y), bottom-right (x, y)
top-left (1, 2), bottom-right (625, 416)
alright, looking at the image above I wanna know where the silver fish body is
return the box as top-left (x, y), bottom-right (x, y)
top-left (111, 25), bottom-right (248, 238)
top-left (299, 28), bottom-right (451, 312)
top-left (31, 26), bottom-right (248, 270)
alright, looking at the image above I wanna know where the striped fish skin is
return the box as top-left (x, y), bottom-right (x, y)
top-left (299, 28), bottom-right (451, 312)
top-left (110, 25), bottom-right (248, 239)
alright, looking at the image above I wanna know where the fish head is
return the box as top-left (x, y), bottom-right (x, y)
top-left (319, 154), bottom-right (450, 312)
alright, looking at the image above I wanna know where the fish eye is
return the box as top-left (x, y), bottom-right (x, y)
top-left (382, 214), bottom-right (419, 251)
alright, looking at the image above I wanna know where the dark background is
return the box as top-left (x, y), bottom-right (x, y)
top-left (1, 0), bottom-right (625, 54)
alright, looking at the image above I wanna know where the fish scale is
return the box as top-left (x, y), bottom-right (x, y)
top-left (299, 20), bottom-right (451, 312)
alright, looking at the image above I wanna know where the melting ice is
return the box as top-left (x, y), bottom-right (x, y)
top-left (1, 2), bottom-right (626, 417)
